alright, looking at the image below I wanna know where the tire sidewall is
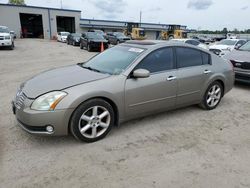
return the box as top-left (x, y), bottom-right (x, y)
top-left (70, 99), bottom-right (115, 143)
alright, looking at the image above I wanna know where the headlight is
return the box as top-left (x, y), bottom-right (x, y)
top-left (5, 35), bottom-right (11, 39)
top-left (31, 91), bottom-right (67, 111)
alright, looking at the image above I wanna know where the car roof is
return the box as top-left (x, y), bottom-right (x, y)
top-left (122, 40), bottom-right (207, 51)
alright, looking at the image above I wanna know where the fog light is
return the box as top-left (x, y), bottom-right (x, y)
top-left (46, 125), bottom-right (54, 133)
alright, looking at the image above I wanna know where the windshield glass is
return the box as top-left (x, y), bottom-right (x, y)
top-left (239, 41), bottom-right (250, 51)
top-left (87, 32), bottom-right (104, 39)
top-left (61, 32), bottom-right (69, 36)
top-left (114, 32), bottom-right (126, 37)
top-left (0, 27), bottom-right (9, 33)
top-left (94, 30), bottom-right (104, 35)
top-left (139, 30), bottom-right (145, 36)
top-left (218, 39), bottom-right (237, 46)
top-left (81, 46), bottom-right (145, 75)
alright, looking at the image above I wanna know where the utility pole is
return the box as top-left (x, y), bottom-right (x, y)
top-left (139, 11), bottom-right (142, 26)
top-left (60, 0), bottom-right (63, 9)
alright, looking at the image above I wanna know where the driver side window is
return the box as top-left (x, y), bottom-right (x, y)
top-left (135, 48), bottom-right (174, 73)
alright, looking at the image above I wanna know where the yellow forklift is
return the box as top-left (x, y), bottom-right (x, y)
top-left (124, 22), bottom-right (146, 40)
top-left (160, 25), bottom-right (187, 40)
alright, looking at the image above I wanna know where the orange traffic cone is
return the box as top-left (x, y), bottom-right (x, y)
top-left (100, 42), bottom-right (104, 52)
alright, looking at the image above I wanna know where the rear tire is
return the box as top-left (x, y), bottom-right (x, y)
top-left (70, 99), bottom-right (114, 143)
top-left (199, 81), bottom-right (223, 110)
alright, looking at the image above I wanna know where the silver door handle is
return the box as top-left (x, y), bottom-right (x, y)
top-left (204, 70), bottom-right (212, 74)
top-left (167, 76), bottom-right (177, 81)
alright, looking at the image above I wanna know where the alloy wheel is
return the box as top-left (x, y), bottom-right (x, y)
top-left (78, 106), bottom-right (111, 139)
top-left (206, 84), bottom-right (221, 108)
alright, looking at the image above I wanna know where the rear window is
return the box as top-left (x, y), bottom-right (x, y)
top-left (202, 52), bottom-right (211, 65)
top-left (176, 47), bottom-right (203, 68)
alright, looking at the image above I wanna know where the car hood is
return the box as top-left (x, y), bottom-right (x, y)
top-left (0, 33), bottom-right (11, 37)
top-left (209, 44), bottom-right (233, 50)
top-left (22, 65), bottom-right (110, 98)
top-left (223, 50), bottom-right (250, 62)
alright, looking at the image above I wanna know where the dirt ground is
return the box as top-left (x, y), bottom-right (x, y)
top-left (1, 39), bottom-right (250, 188)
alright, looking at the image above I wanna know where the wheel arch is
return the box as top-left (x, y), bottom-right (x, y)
top-left (68, 96), bottom-right (120, 134)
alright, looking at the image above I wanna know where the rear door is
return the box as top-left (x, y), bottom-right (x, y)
top-left (125, 47), bottom-right (177, 118)
top-left (175, 47), bottom-right (212, 106)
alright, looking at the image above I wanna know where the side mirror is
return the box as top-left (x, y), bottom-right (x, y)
top-left (235, 44), bottom-right (241, 49)
top-left (133, 69), bottom-right (150, 78)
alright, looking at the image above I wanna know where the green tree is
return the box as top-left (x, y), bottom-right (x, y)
top-left (222, 28), bottom-right (228, 34)
top-left (8, 0), bottom-right (26, 5)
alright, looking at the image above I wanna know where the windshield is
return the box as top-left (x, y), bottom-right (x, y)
top-left (218, 39), bottom-right (237, 46)
top-left (61, 32), bottom-right (69, 36)
top-left (81, 46), bottom-right (145, 75)
top-left (114, 32), bottom-right (126, 37)
top-left (239, 41), bottom-right (250, 51)
top-left (139, 30), bottom-right (145, 36)
top-left (87, 32), bottom-right (104, 39)
top-left (0, 27), bottom-right (9, 33)
top-left (95, 30), bottom-right (104, 35)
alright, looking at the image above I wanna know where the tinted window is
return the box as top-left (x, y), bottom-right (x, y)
top-left (202, 52), bottom-right (210, 65)
top-left (176, 47), bottom-right (203, 68)
top-left (236, 40), bottom-right (246, 46)
top-left (136, 48), bottom-right (174, 73)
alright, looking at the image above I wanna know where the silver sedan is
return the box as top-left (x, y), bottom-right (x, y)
top-left (12, 40), bottom-right (234, 142)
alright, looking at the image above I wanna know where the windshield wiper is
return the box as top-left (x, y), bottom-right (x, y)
top-left (82, 66), bottom-right (101, 73)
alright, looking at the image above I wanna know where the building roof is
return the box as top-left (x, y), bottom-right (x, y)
top-left (0, 3), bottom-right (81, 12)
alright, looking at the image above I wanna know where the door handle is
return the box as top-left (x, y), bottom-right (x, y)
top-left (204, 70), bottom-right (212, 74)
top-left (167, 76), bottom-right (177, 81)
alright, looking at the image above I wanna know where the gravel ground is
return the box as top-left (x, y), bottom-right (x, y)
top-left (1, 39), bottom-right (250, 188)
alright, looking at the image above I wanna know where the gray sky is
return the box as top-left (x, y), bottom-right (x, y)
top-left (0, 0), bottom-right (250, 30)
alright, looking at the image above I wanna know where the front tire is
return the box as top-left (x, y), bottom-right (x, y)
top-left (199, 81), bottom-right (223, 110)
top-left (70, 99), bottom-right (115, 143)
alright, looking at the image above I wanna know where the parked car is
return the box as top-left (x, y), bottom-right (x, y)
top-left (80, 32), bottom-right (108, 52)
top-left (57, 32), bottom-right (70, 42)
top-left (0, 25), bottom-right (14, 50)
top-left (192, 35), bottom-right (214, 44)
top-left (223, 41), bottom-right (250, 84)
top-left (12, 40), bottom-right (234, 142)
top-left (171, 39), bottom-right (208, 50)
top-left (67, 33), bottom-right (81, 46)
top-left (106, 32), bottom-right (130, 45)
top-left (209, 39), bottom-right (247, 57)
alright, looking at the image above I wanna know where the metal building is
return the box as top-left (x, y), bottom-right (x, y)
top-left (0, 3), bottom-right (81, 39)
top-left (0, 3), bottom-right (186, 40)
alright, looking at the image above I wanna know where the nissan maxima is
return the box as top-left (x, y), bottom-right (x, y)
top-left (12, 40), bottom-right (234, 142)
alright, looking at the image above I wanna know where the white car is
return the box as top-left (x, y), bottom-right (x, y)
top-left (209, 39), bottom-right (246, 57)
top-left (171, 39), bottom-right (208, 50)
top-left (57, 32), bottom-right (70, 42)
top-left (0, 26), bottom-right (14, 50)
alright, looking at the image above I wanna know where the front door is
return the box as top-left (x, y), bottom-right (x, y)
top-left (125, 47), bottom-right (177, 118)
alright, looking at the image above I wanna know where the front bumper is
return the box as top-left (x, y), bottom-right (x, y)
top-left (12, 98), bottom-right (74, 136)
top-left (0, 39), bottom-right (12, 46)
top-left (235, 70), bottom-right (250, 84)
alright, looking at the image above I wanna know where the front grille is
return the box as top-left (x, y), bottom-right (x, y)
top-left (15, 91), bottom-right (26, 109)
top-left (231, 60), bottom-right (250, 70)
top-left (0, 36), bottom-right (4, 40)
top-left (209, 49), bottom-right (221, 55)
